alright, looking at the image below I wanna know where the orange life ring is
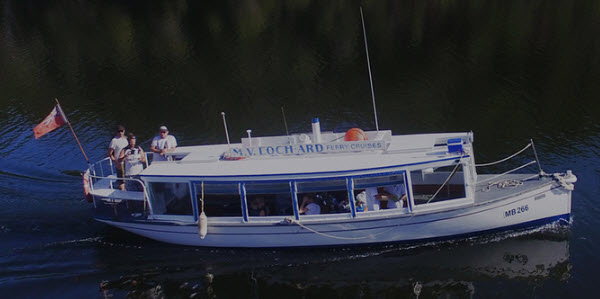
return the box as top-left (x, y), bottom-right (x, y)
top-left (344, 128), bottom-right (368, 141)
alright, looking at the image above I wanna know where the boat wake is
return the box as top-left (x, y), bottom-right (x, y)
top-left (0, 169), bottom-right (75, 183)
top-left (41, 237), bottom-right (105, 248)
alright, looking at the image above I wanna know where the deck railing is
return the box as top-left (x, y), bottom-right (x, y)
top-left (473, 141), bottom-right (542, 187)
top-left (86, 156), bottom-right (152, 216)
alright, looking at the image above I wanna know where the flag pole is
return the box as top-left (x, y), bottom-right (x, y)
top-left (55, 98), bottom-right (90, 164)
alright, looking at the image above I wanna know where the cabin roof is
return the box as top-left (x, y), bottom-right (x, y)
top-left (140, 132), bottom-right (473, 178)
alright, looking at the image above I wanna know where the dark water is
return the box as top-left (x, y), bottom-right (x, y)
top-left (1, 0), bottom-right (599, 297)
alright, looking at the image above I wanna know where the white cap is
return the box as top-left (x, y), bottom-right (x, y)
top-left (159, 125), bottom-right (168, 132)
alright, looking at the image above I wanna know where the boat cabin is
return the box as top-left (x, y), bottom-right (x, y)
top-left (89, 131), bottom-right (476, 224)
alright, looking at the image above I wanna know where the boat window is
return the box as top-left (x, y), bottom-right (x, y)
top-left (297, 179), bottom-right (346, 192)
top-left (353, 174), bottom-right (407, 212)
top-left (297, 179), bottom-right (350, 215)
top-left (354, 174), bottom-right (405, 189)
top-left (410, 164), bottom-right (466, 205)
top-left (202, 183), bottom-right (240, 194)
top-left (195, 182), bottom-right (242, 217)
top-left (148, 182), bottom-right (193, 215)
top-left (245, 182), bottom-right (293, 216)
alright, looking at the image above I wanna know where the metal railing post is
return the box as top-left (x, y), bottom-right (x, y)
top-left (530, 139), bottom-right (544, 174)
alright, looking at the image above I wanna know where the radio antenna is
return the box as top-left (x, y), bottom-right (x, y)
top-left (221, 112), bottom-right (232, 153)
top-left (360, 7), bottom-right (379, 132)
top-left (281, 106), bottom-right (289, 136)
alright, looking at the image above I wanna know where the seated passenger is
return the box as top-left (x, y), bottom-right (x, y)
top-left (299, 194), bottom-right (321, 215)
top-left (315, 193), bottom-right (330, 214)
top-left (366, 185), bottom-right (407, 210)
top-left (321, 192), bottom-right (350, 214)
top-left (365, 188), bottom-right (380, 210)
top-left (355, 191), bottom-right (367, 212)
top-left (248, 196), bottom-right (269, 216)
top-left (374, 187), bottom-right (397, 209)
top-left (390, 184), bottom-right (408, 208)
top-left (338, 196), bottom-right (351, 212)
top-left (355, 201), bottom-right (365, 211)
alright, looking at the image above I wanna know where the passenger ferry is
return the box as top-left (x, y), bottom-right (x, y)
top-left (84, 126), bottom-right (577, 248)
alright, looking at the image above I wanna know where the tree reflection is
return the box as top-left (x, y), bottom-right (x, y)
top-left (1, 0), bottom-right (599, 148)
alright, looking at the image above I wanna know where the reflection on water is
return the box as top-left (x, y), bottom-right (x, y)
top-left (93, 225), bottom-right (569, 298)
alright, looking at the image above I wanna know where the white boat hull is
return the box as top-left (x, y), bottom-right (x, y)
top-left (97, 182), bottom-right (571, 248)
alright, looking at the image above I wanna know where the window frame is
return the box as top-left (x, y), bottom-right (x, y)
top-left (192, 181), bottom-right (245, 221)
top-left (147, 181), bottom-right (195, 222)
top-left (407, 161), bottom-right (469, 211)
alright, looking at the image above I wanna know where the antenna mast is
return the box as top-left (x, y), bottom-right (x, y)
top-left (281, 106), bottom-right (289, 136)
top-left (360, 7), bottom-right (379, 132)
top-left (221, 112), bottom-right (232, 153)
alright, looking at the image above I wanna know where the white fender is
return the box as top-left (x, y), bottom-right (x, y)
top-left (199, 212), bottom-right (208, 239)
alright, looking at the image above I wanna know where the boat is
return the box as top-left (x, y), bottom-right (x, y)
top-left (83, 124), bottom-right (577, 248)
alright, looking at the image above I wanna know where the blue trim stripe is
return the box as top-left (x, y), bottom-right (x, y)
top-left (190, 183), bottom-right (198, 222)
top-left (291, 181), bottom-right (299, 220)
top-left (240, 183), bottom-right (248, 222)
top-left (347, 178), bottom-right (356, 218)
top-left (404, 171), bottom-right (414, 213)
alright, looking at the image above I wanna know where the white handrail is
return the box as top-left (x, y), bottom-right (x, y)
top-left (88, 174), bottom-right (149, 194)
top-left (473, 143), bottom-right (532, 167)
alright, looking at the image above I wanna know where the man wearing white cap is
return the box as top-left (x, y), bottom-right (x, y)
top-left (150, 125), bottom-right (177, 161)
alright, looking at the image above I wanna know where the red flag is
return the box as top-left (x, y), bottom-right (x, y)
top-left (33, 105), bottom-right (67, 139)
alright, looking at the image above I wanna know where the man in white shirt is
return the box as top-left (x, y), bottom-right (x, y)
top-left (108, 125), bottom-right (128, 190)
top-left (299, 194), bottom-right (321, 215)
top-left (150, 125), bottom-right (177, 162)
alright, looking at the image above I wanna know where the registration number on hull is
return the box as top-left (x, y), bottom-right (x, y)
top-left (504, 205), bottom-right (529, 218)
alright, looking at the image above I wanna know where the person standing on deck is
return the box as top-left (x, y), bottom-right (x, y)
top-left (119, 133), bottom-right (146, 191)
top-left (150, 125), bottom-right (177, 162)
top-left (108, 125), bottom-right (128, 190)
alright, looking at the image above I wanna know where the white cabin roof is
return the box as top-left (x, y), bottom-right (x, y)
top-left (141, 132), bottom-right (473, 178)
